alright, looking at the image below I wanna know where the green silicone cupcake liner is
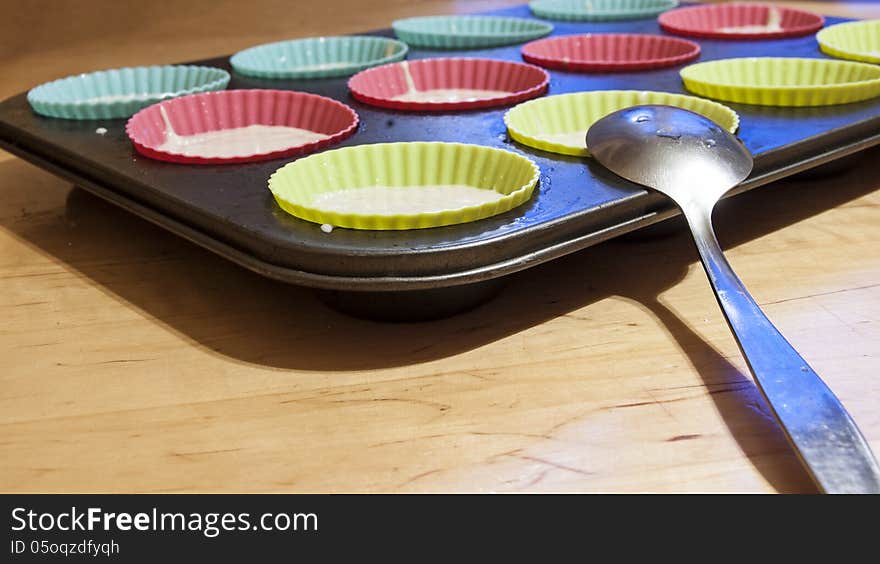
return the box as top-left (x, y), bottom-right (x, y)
top-left (817, 20), bottom-right (880, 64)
top-left (230, 36), bottom-right (408, 79)
top-left (681, 57), bottom-right (880, 106)
top-left (268, 142), bottom-right (540, 230)
top-left (27, 65), bottom-right (230, 120)
top-left (504, 90), bottom-right (739, 157)
top-left (529, 0), bottom-right (678, 22)
top-left (392, 15), bottom-right (553, 49)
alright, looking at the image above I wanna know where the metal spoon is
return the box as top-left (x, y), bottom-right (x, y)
top-left (586, 104), bottom-right (880, 493)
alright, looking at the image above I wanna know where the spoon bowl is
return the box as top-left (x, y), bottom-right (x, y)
top-left (587, 105), bottom-right (751, 208)
top-left (587, 105), bottom-right (880, 494)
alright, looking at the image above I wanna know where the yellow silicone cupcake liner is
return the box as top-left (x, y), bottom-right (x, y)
top-left (817, 20), bottom-right (880, 64)
top-left (268, 142), bottom-right (540, 230)
top-left (681, 57), bottom-right (880, 106)
top-left (503, 90), bottom-right (739, 157)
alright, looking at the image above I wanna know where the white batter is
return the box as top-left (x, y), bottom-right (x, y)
top-left (533, 131), bottom-right (588, 148)
top-left (156, 106), bottom-right (329, 159)
top-left (291, 61), bottom-right (353, 72)
top-left (392, 88), bottom-right (511, 103)
top-left (718, 8), bottom-right (783, 34)
top-left (312, 184), bottom-right (505, 215)
top-left (86, 92), bottom-right (173, 104)
top-left (390, 61), bottom-right (510, 103)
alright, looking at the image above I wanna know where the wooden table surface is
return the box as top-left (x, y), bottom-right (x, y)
top-left (2, 1), bottom-right (878, 493)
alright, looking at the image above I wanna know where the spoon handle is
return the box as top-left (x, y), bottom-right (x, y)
top-left (683, 206), bottom-right (880, 494)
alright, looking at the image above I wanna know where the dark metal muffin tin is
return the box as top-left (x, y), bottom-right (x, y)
top-left (1, 5), bottom-right (878, 319)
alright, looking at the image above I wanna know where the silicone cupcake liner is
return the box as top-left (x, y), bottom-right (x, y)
top-left (504, 90), bottom-right (739, 157)
top-left (658, 3), bottom-right (824, 40)
top-left (681, 57), bottom-right (880, 106)
top-left (817, 20), bottom-right (880, 64)
top-left (125, 89), bottom-right (359, 165)
top-left (529, 0), bottom-right (678, 22)
top-left (268, 142), bottom-right (540, 230)
top-left (392, 15), bottom-right (553, 49)
top-left (348, 58), bottom-right (549, 112)
top-left (521, 33), bottom-right (700, 72)
top-left (27, 65), bottom-right (230, 120)
top-left (230, 36), bottom-right (408, 79)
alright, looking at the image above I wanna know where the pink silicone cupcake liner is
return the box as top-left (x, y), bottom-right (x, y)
top-left (347, 58), bottom-right (550, 112)
top-left (658, 3), bottom-right (824, 40)
top-left (521, 33), bottom-right (700, 72)
top-left (126, 89), bottom-right (359, 165)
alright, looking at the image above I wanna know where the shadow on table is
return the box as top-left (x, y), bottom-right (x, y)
top-left (3, 148), bottom-right (877, 493)
top-left (7, 153), bottom-right (872, 373)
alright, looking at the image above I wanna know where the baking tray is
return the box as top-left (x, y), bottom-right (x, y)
top-left (1, 4), bottom-right (879, 319)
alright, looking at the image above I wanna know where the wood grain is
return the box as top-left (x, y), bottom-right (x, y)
top-left (1, 1), bottom-right (878, 493)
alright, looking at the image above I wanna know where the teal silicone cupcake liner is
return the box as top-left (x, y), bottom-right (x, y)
top-left (27, 65), bottom-right (230, 120)
top-left (529, 0), bottom-right (678, 22)
top-left (392, 15), bottom-right (553, 49)
top-left (230, 36), bottom-right (409, 79)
